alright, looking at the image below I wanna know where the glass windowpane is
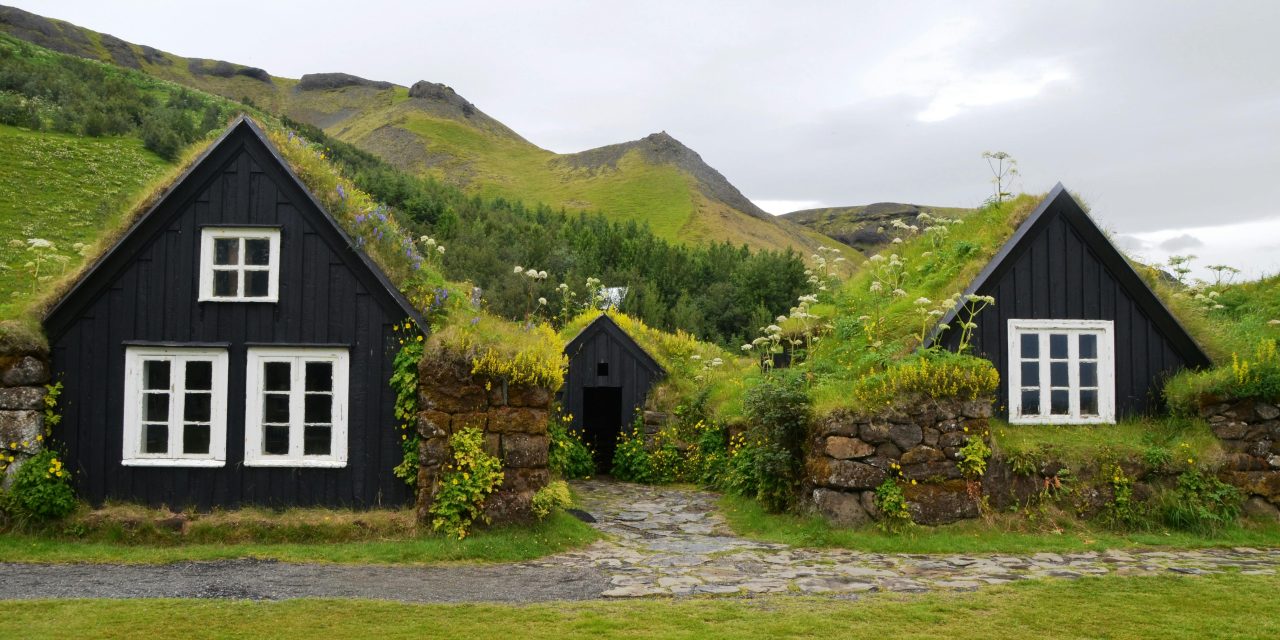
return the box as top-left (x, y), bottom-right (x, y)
top-left (1020, 361), bottom-right (1039, 386)
top-left (304, 426), bottom-right (331, 456)
top-left (1050, 390), bottom-right (1070, 415)
top-left (185, 360), bottom-right (212, 390)
top-left (213, 270), bottom-right (237, 297)
top-left (144, 393), bottom-right (169, 422)
top-left (264, 362), bottom-right (291, 391)
top-left (183, 424), bottom-right (210, 454)
top-left (305, 362), bottom-right (332, 392)
top-left (245, 271), bottom-right (270, 298)
top-left (1050, 334), bottom-right (1068, 359)
top-left (1020, 333), bottom-right (1039, 358)
top-left (143, 424), bottom-right (168, 454)
top-left (1080, 390), bottom-right (1099, 416)
top-left (184, 392), bottom-right (211, 422)
top-left (213, 238), bottom-right (239, 265)
top-left (304, 394), bottom-right (331, 424)
top-left (1020, 390), bottom-right (1040, 416)
top-left (1050, 362), bottom-right (1068, 387)
top-left (1080, 362), bottom-right (1098, 388)
top-left (1079, 334), bottom-right (1098, 359)
top-left (143, 360), bottom-right (170, 390)
top-left (264, 393), bottom-right (290, 423)
top-left (264, 425), bottom-right (289, 455)
top-left (244, 238), bottom-right (270, 265)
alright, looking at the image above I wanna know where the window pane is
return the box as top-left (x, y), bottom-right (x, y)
top-left (245, 271), bottom-right (270, 298)
top-left (213, 238), bottom-right (239, 265)
top-left (1020, 361), bottom-right (1039, 386)
top-left (1050, 334), bottom-right (1068, 359)
top-left (1020, 333), bottom-right (1039, 358)
top-left (304, 394), bottom-right (331, 423)
top-left (1080, 390), bottom-right (1099, 416)
top-left (185, 360), bottom-right (212, 390)
top-left (144, 393), bottom-right (169, 421)
top-left (213, 270), bottom-right (237, 297)
top-left (245, 238), bottom-right (270, 265)
top-left (1079, 334), bottom-right (1098, 359)
top-left (183, 424), bottom-right (210, 454)
top-left (143, 423), bottom-right (168, 454)
top-left (264, 362), bottom-right (291, 391)
top-left (264, 393), bottom-right (290, 423)
top-left (1050, 390), bottom-right (1070, 415)
top-left (305, 362), bottom-right (332, 391)
top-left (264, 425), bottom-right (290, 455)
top-left (1050, 362), bottom-right (1068, 387)
top-left (184, 392), bottom-right (210, 422)
top-left (1080, 362), bottom-right (1098, 387)
top-left (143, 360), bottom-right (170, 390)
top-left (1020, 390), bottom-right (1040, 416)
top-left (304, 426), bottom-right (331, 456)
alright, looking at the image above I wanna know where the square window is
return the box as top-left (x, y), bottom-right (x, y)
top-left (245, 271), bottom-right (270, 298)
top-left (144, 393), bottom-right (169, 422)
top-left (1020, 361), bottom-right (1039, 386)
top-left (264, 393), bottom-right (290, 423)
top-left (186, 361), bottom-right (212, 390)
top-left (124, 348), bottom-right (228, 466)
top-left (305, 362), bottom-right (332, 392)
top-left (144, 360), bottom-right (170, 390)
top-left (264, 425), bottom-right (290, 455)
top-left (245, 239), bottom-right (271, 265)
top-left (200, 228), bottom-right (279, 302)
top-left (1050, 362), bottom-right (1068, 387)
top-left (1080, 390), bottom-right (1099, 416)
top-left (143, 424), bottom-right (168, 454)
top-left (264, 362), bottom-right (291, 391)
top-left (213, 238), bottom-right (239, 265)
top-left (1008, 320), bottom-right (1113, 424)
top-left (1080, 334), bottom-right (1097, 359)
top-left (183, 392), bottom-right (211, 422)
top-left (183, 424), bottom-right (211, 455)
top-left (304, 426), bottom-right (331, 456)
top-left (1050, 390), bottom-right (1070, 415)
top-left (304, 394), bottom-right (331, 424)
top-left (1020, 334), bottom-right (1038, 358)
top-left (245, 348), bottom-right (348, 467)
top-left (213, 270), bottom-right (238, 297)
top-left (1080, 362), bottom-right (1097, 387)
top-left (1020, 390), bottom-right (1040, 415)
top-left (597, 362), bottom-right (609, 377)
top-left (1049, 334), bottom-right (1068, 359)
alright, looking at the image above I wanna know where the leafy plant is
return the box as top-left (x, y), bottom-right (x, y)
top-left (548, 411), bottom-right (594, 480)
top-left (389, 328), bottom-right (424, 487)
top-left (741, 373), bottom-right (811, 512)
top-left (611, 420), bottom-right (654, 484)
top-left (429, 427), bottom-right (504, 539)
top-left (531, 480), bottom-right (572, 521)
top-left (7, 450), bottom-right (77, 520)
top-left (957, 435), bottom-right (992, 479)
top-left (1158, 468), bottom-right (1243, 534)
top-left (874, 478), bottom-right (913, 532)
top-left (1097, 464), bottom-right (1144, 530)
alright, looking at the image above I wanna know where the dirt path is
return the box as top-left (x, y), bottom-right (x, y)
top-left (1, 479), bottom-right (1277, 601)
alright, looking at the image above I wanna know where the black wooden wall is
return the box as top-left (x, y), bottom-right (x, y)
top-left (936, 188), bottom-right (1210, 419)
top-left (45, 121), bottom-right (413, 509)
top-left (562, 315), bottom-right (663, 437)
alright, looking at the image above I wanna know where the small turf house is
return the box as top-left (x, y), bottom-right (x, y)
top-left (562, 314), bottom-right (665, 471)
top-left (44, 117), bottom-right (425, 509)
top-left (929, 184), bottom-right (1211, 424)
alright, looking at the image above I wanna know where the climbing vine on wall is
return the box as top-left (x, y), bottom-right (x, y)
top-left (390, 322), bottom-right (424, 488)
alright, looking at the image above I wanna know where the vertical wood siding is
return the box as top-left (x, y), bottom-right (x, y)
top-left (562, 317), bottom-right (663, 437)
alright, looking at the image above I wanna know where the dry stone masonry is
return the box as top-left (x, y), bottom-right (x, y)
top-left (1201, 397), bottom-right (1280, 516)
top-left (415, 355), bottom-right (553, 524)
top-left (0, 354), bottom-right (50, 490)
top-left (806, 398), bottom-right (992, 526)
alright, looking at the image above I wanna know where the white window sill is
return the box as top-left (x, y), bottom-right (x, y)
top-left (122, 458), bottom-right (227, 468)
top-left (197, 296), bottom-right (279, 303)
top-left (243, 459), bottom-right (348, 468)
top-left (1008, 416), bottom-right (1116, 426)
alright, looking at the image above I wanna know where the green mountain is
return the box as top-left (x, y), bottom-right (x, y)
top-left (782, 203), bottom-right (972, 255)
top-left (0, 5), bottom-right (842, 255)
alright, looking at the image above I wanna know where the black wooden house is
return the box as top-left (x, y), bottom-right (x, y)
top-left (44, 117), bottom-right (425, 509)
top-left (562, 314), bottom-right (665, 470)
top-left (929, 184), bottom-right (1211, 423)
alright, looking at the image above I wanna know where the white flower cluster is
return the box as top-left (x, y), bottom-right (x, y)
top-left (418, 235), bottom-right (446, 255)
top-left (513, 265), bottom-right (549, 280)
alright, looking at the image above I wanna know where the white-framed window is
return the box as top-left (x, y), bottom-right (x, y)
top-left (198, 227), bottom-right (281, 302)
top-left (122, 347), bottom-right (229, 466)
top-left (1008, 319), bottom-right (1115, 425)
top-left (244, 347), bottom-right (349, 467)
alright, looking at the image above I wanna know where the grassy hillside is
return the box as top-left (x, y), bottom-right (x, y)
top-left (0, 5), bottom-right (844, 256)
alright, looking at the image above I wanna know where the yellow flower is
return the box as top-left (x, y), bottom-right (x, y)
top-left (910, 479), bottom-right (917, 485)
top-left (402, 435), bottom-right (407, 441)
top-left (1187, 458), bottom-right (1194, 464)
top-left (417, 335), bottom-right (424, 342)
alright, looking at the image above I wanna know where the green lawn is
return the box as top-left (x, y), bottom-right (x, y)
top-left (0, 511), bottom-right (598, 564)
top-left (720, 494), bottom-right (1280, 555)
top-left (4, 573), bottom-right (1277, 639)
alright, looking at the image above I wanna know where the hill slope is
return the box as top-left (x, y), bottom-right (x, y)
top-left (0, 5), bottom-right (841, 255)
top-left (783, 202), bottom-right (972, 254)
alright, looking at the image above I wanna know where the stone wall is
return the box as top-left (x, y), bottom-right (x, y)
top-left (806, 398), bottom-right (992, 526)
top-left (415, 355), bottom-right (552, 525)
top-left (0, 354), bottom-right (50, 490)
top-left (1201, 397), bottom-right (1280, 512)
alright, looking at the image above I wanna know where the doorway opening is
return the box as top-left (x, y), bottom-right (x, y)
top-left (582, 386), bottom-right (623, 473)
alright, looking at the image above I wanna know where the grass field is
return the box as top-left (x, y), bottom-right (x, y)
top-left (719, 494), bottom-right (1280, 554)
top-left (3, 573), bottom-right (1276, 639)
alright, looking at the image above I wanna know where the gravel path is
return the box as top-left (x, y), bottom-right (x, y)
top-left (1, 479), bottom-right (1278, 601)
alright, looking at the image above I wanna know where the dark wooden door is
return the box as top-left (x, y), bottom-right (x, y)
top-left (582, 386), bottom-right (623, 472)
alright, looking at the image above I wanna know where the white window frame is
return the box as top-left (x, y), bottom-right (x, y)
top-left (244, 347), bottom-right (349, 468)
top-left (122, 347), bottom-right (229, 467)
top-left (1007, 319), bottom-right (1116, 425)
top-left (198, 227), bottom-right (281, 302)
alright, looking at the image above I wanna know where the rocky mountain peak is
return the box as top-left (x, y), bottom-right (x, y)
top-left (408, 80), bottom-right (476, 116)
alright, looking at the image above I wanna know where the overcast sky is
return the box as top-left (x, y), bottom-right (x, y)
top-left (14, 0), bottom-right (1280, 279)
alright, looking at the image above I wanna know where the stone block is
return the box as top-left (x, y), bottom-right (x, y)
top-left (420, 382), bottom-right (488, 414)
top-left (813, 488), bottom-right (871, 527)
top-left (824, 436), bottom-right (875, 460)
top-left (959, 400), bottom-right (993, 419)
top-left (501, 433), bottom-right (548, 468)
top-left (1243, 496), bottom-right (1280, 521)
top-left (904, 480), bottom-right (979, 525)
top-left (483, 433), bottom-right (502, 458)
top-left (825, 459), bottom-right (887, 491)
top-left (452, 411), bottom-right (488, 433)
top-left (2, 357), bottom-right (49, 387)
top-left (1249, 440), bottom-right (1274, 458)
top-left (507, 384), bottom-right (552, 409)
top-left (483, 489), bottom-right (535, 524)
top-left (504, 467), bottom-right (550, 493)
top-left (0, 410), bottom-right (42, 451)
top-left (1221, 471), bottom-right (1280, 501)
top-left (0, 387), bottom-right (44, 411)
top-left (900, 445), bottom-right (945, 465)
top-left (859, 490), bottom-right (881, 520)
top-left (1257, 403), bottom-right (1280, 421)
top-left (902, 460), bottom-right (963, 482)
top-left (1222, 452), bottom-right (1267, 472)
top-left (417, 410), bottom-right (451, 439)
top-left (418, 436), bottom-right (449, 467)
top-left (859, 421), bottom-right (891, 443)
top-left (643, 411), bottom-right (669, 425)
top-left (488, 406), bottom-right (547, 434)
top-left (922, 427), bottom-right (940, 448)
top-left (888, 422), bottom-right (923, 450)
top-left (938, 431), bottom-right (967, 449)
top-left (1212, 421), bottom-right (1249, 440)
top-left (875, 442), bottom-right (902, 459)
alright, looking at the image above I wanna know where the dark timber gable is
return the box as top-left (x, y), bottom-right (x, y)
top-left (562, 314), bottom-right (665, 441)
top-left (929, 184), bottom-right (1211, 418)
top-left (44, 117), bottom-right (423, 509)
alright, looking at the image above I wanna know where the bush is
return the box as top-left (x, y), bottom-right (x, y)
top-left (874, 478), bottom-right (912, 532)
top-left (531, 480), bottom-right (572, 520)
top-left (429, 427), bottom-right (504, 539)
top-left (1158, 468), bottom-right (1243, 533)
top-left (611, 420), bottom-right (653, 483)
top-left (1166, 338), bottom-right (1279, 414)
top-left (548, 412), bottom-right (594, 480)
top-left (847, 351), bottom-right (999, 412)
top-left (741, 373), bottom-right (811, 512)
top-left (7, 450), bottom-right (77, 520)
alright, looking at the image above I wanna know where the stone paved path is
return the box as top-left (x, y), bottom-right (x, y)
top-left (530, 479), bottom-right (1280, 597)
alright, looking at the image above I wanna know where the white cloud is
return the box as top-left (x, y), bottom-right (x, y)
top-left (916, 67), bottom-right (1071, 122)
top-left (1120, 217), bottom-right (1280, 280)
top-left (752, 199), bottom-right (825, 216)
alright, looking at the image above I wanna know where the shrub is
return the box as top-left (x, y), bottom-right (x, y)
top-left (1097, 463), bottom-right (1145, 530)
top-left (1166, 338), bottom-right (1280, 414)
top-left (741, 373), bottom-right (811, 512)
top-left (846, 351), bottom-right (999, 412)
top-left (531, 480), bottom-right (572, 520)
top-left (429, 427), bottom-right (504, 539)
top-left (1158, 468), bottom-right (1243, 533)
top-left (873, 478), bottom-right (912, 532)
top-left (7, 450), bottom-right (77, 520)
top-left (611, 420), bottom-right (653, 484)
top-left (548, 412), bottom-right (594, 480)
top-left (957, 435), bottom-right (991, 479)
top-left (721, 430), bottom-right (760, 497)
top-left (390, 333), bottom-right (423, 487)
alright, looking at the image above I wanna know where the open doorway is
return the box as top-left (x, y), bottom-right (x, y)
top-left (582, 386), bottom-right (623, 472)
